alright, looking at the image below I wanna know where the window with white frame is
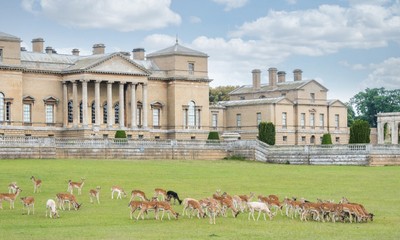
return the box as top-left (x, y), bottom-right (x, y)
top-left (137, 102), bottom-right (142, 127)
top-left (335, 114), bottom-right (339, 129)
top-left (300, 113), bottom-right (305, 129)
top-left (310, 113), bottom-right (315, 129)
top-left (282, 112), bottom-right (287, 129)
top-left (188, 62), bottom-right (194, 75)
top-left (23, 104), bottom-right (31, 123)
top-left (45, 105), bottom-right (54, 123)
top-left (257, 112), bottom-right (262, 127)
top-left (319, 113), bottom-right (324, 129)
top-left (188, 101), bottom-right (195, 128)
top-left (236, 114), bottom-right (241, 128)
top-left (152, 108), bottom-right (160, 127)
top-left (212, 113), bottom-right (218, 128)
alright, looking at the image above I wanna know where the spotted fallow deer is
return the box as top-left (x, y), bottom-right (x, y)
top-left (130, 190), bottom-right (149, 202)
top-left (30, 176), bottom-right (42, 193)
top-left (154, 188), bottom-right (167, 201)
top-left (89, 186), bottom-right (101, 204)
top-left (56, 193), bottom-right (81, 211)
top-left (68, 178), bottom-right (85, 195)
top-left (111, 186), bottom-right (127, 199)
top-left (20, 196), bottom-right (35, 215)
top-left (0, 187), bottom-right (22, 209)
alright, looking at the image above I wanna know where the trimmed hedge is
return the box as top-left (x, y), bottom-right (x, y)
top-left (207, 131), bottom-right (220, 140)
top-left (115, 130), bottom-right (127, 138)
top-left (259, 122), bottom-right (275, 145)
top-left (321, 133), bottom-right (332, 145)
top-left (349, 120), bottom-right (370, 144)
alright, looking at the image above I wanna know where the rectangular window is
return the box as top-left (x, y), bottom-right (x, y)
top-left (212, 113), bottom-right (218, 128)
top-left (282, 112), bottom-right (287, 129)
top-left (23, 104), bottom-right (31, 123)
top-left (45, 105), bottom-right (54, 123)
top-left (256, 112), bottom-right (262, 127)
top-left (310, 113), bottom-right (315, 129)
top-left (335, 137), bottom-right (340, 143)
top-left (310, 93), bottom-right (315, 103)
top-left (152, 108), bottom-right (160, 126)
top-left (300, 113), bottom-right (305, 129)
top-left (283, 136), bottom-right (287, 142)
top-left (335, 114), bottom-right (339, 129)
top-left (319, 113), bottom-right (324, 129)
top-left (6, 102), bottom-right (11, 121)
top-left (196, 109), bottom-right (201, 129)
top-left (188, 62), bottom-right (194, 75)
top-left (0, 49), bottom-right (3, 62)
top-left (236, 114), bottom-right (241, 128)
top-left (137, 108), bottom-right (142, 127)
top-left (301, 136), bottom-right (306, 142)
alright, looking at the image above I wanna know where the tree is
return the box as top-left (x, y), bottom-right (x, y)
top-left (349, 88), bottom-right (400, 127)
top-left (209, 86), bottom-right (238, 104)
top-left (349, 120), bottom-right (370, 144)
top-left (259, 122), bottom-right (275, 145)
top-left (346, 103), bottom-right (356, 127)
top-left (321, 133), bottom-right (332, 145)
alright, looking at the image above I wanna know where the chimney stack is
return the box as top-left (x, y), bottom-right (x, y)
top-left (268, 67), bottom-right (277, 87)
top-left (252, 69), bottom-right (261, 90)
top-left (277, 71), bottom-right (286, 83)
top-left (72, 48), bottom-right (80, 56)
top-left (293, 69), bottom-right (303, 81)
top-left (132, 48), bottom-right (145, 60)
top-left (45, 46), bottom-right (53, 54)
top-left (92, 43), bottom-right (105, 55)
top-left (32, 38), bottom-right (44, 53)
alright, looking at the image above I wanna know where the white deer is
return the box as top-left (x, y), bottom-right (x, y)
top-left (111, 186), bottom-right (127, 199)
top-left (45, 199), bottom-right (59, 218)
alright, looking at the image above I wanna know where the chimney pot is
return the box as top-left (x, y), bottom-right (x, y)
top-left (92, 43), bottom-right (105, 55)
top-left (277, 71), bottom-right (286, 83)
top-left (72, 48), bottom-right (80, 56)
top-left (31, 38), bottom-right (44, 53)
top-left (45, 46), bottom-right (53, 54)
top-left (293, 69), bottom-right (303, 81)
top-left (132, 48), bottom-right (145, 60)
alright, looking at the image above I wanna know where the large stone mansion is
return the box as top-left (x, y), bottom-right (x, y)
top-left (0, 31), bottom-right (348, 144)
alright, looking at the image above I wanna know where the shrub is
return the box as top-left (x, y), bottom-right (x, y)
top-left (321, 133), bottom-right (332, 145)
top-left (114, 130), bottom-right (127, 138)
top-left (207, 131), bottom-right (220, 140)
top-left (259, 122), bottom-right (275, 145)
top-left (349, 120), bottom-right (370, 144)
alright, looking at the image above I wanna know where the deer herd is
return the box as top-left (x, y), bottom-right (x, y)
top-left (1, 177), bottom-right (374, 224)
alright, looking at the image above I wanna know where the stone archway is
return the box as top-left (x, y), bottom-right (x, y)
top-left (377, 112), bottom-right (400, 144)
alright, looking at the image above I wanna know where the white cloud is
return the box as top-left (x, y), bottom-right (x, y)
top-left (286, 0), bottom-right (297, 5)
top-left (190, 16), bottom-right (202, 24)
top-left (362, 57), bottom-right (400, 89)
top-left (339, 60), bottom-right (367, 70)
top-left (21, 0), bottom-right (181, 31)
top-left (212, 0), bottom-right (248, 11)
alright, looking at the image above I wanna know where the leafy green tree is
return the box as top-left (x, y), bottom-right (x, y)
top-left (259, 122), bottom-right (275, 145)
top-left (349, 120), bottom-right (370, 144)
top-left (321, 133), bottom-right (332, 145)
top-left (349, 88), bottom-right (400, 127)
top-left (346, 103), bottom-right (356, 127)
top-left (209, 86), bottom-right (238, 104)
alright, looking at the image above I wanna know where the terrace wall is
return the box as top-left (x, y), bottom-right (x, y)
top-left (0, 137), bottom-right (398, 166)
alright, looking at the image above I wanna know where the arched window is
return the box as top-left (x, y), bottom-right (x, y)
top-left (310, 135), bottom-right (315, 144)
top-left (68, 100), bottom-right (73, 123)
top-left (103, 102), bottom-right (107, 124)
top-left (91, 102), bottom-right (95, 124)
top-left (0, 92), bottom-right (4, 121)
top-left (114, 102), bottom-right (119, 124)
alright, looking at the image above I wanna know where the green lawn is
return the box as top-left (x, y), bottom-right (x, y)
top-left (0, 159), bottom-right (399, 240)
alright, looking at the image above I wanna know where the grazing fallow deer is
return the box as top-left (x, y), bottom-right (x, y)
top-left (0, 187), bottom-right (22, 209)
top-left (130, 190), bottom-right (149, 202)
top-left (68, 178), bottom-right (85, 195)
top-left (20, 196), bottom-right (35, 215)
top-left (89, 186), bottom-right (101, 204)
top-left (30, 176), bottom-right (42, 193)
top-left (155, 201), bottom-right (179, 220)
top-left (111, 186), bottom-right (127, 199)
top-left (56, 193), bottom-right (81, 211)
top-left (154, 188), bottom-right (167, 201)
top-left (45, 199), bottom-right (59, 218)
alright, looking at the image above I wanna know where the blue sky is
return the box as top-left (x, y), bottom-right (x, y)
top-left (1, 0), bottom-right (400, 102)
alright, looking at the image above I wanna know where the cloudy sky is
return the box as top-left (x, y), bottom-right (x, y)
top-left (2, 0), bottom-right (400, 102)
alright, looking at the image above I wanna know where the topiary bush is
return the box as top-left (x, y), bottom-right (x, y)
top-left (259, 122), bottom-right (275, 145)
top-left (114, 130), bottom-right (127, 144)
top-left (321, 133), bottom-right (332, 145)
top-left (207, 131), bottom-right (220, 143)
top-left (349, 120), bottom-right (370, 144)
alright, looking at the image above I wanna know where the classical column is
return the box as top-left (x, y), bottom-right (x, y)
top-left (130, 82), bottom-right (137, 129)
top-left (95, 80), bottom-right (101, 127)
top-left (81, 80), bottom-right (88, 127)
top-left (119, 82), bottom-right (125, 128)
top-left (142, 83), bottom-right (148, 128)
top-left (72, 81), bottom-right (78, 127)
top-left (107, 81), bottom-right (113, 128)
top-left (393, 122), bottom-right (399, 144)
top-left (62, 81), bottom-right (68, 127)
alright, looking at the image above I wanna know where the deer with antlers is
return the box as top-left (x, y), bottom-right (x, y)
top-left (30, 176), bottom-right (42, 193)
top-left (68, 178), bottom-right (85, 195)
top-left (0, 187), bottom-right (22, 209)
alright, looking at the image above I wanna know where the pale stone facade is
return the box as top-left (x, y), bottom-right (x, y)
top-left (1, 32), bottom-right (348, 144)
top-left (377, 112), bottom-right (400, 144)
top-left (210, 68), bottom-right (349, 145)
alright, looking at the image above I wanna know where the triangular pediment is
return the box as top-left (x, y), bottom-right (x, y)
top-left (88, 55), bottom-right (149, 75)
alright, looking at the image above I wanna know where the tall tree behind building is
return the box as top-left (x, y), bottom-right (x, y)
top-left (209, 86), bottom-right (238, 104)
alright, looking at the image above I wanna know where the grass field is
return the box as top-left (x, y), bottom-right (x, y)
top-left (0, 159), bottom-right (399, 240)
